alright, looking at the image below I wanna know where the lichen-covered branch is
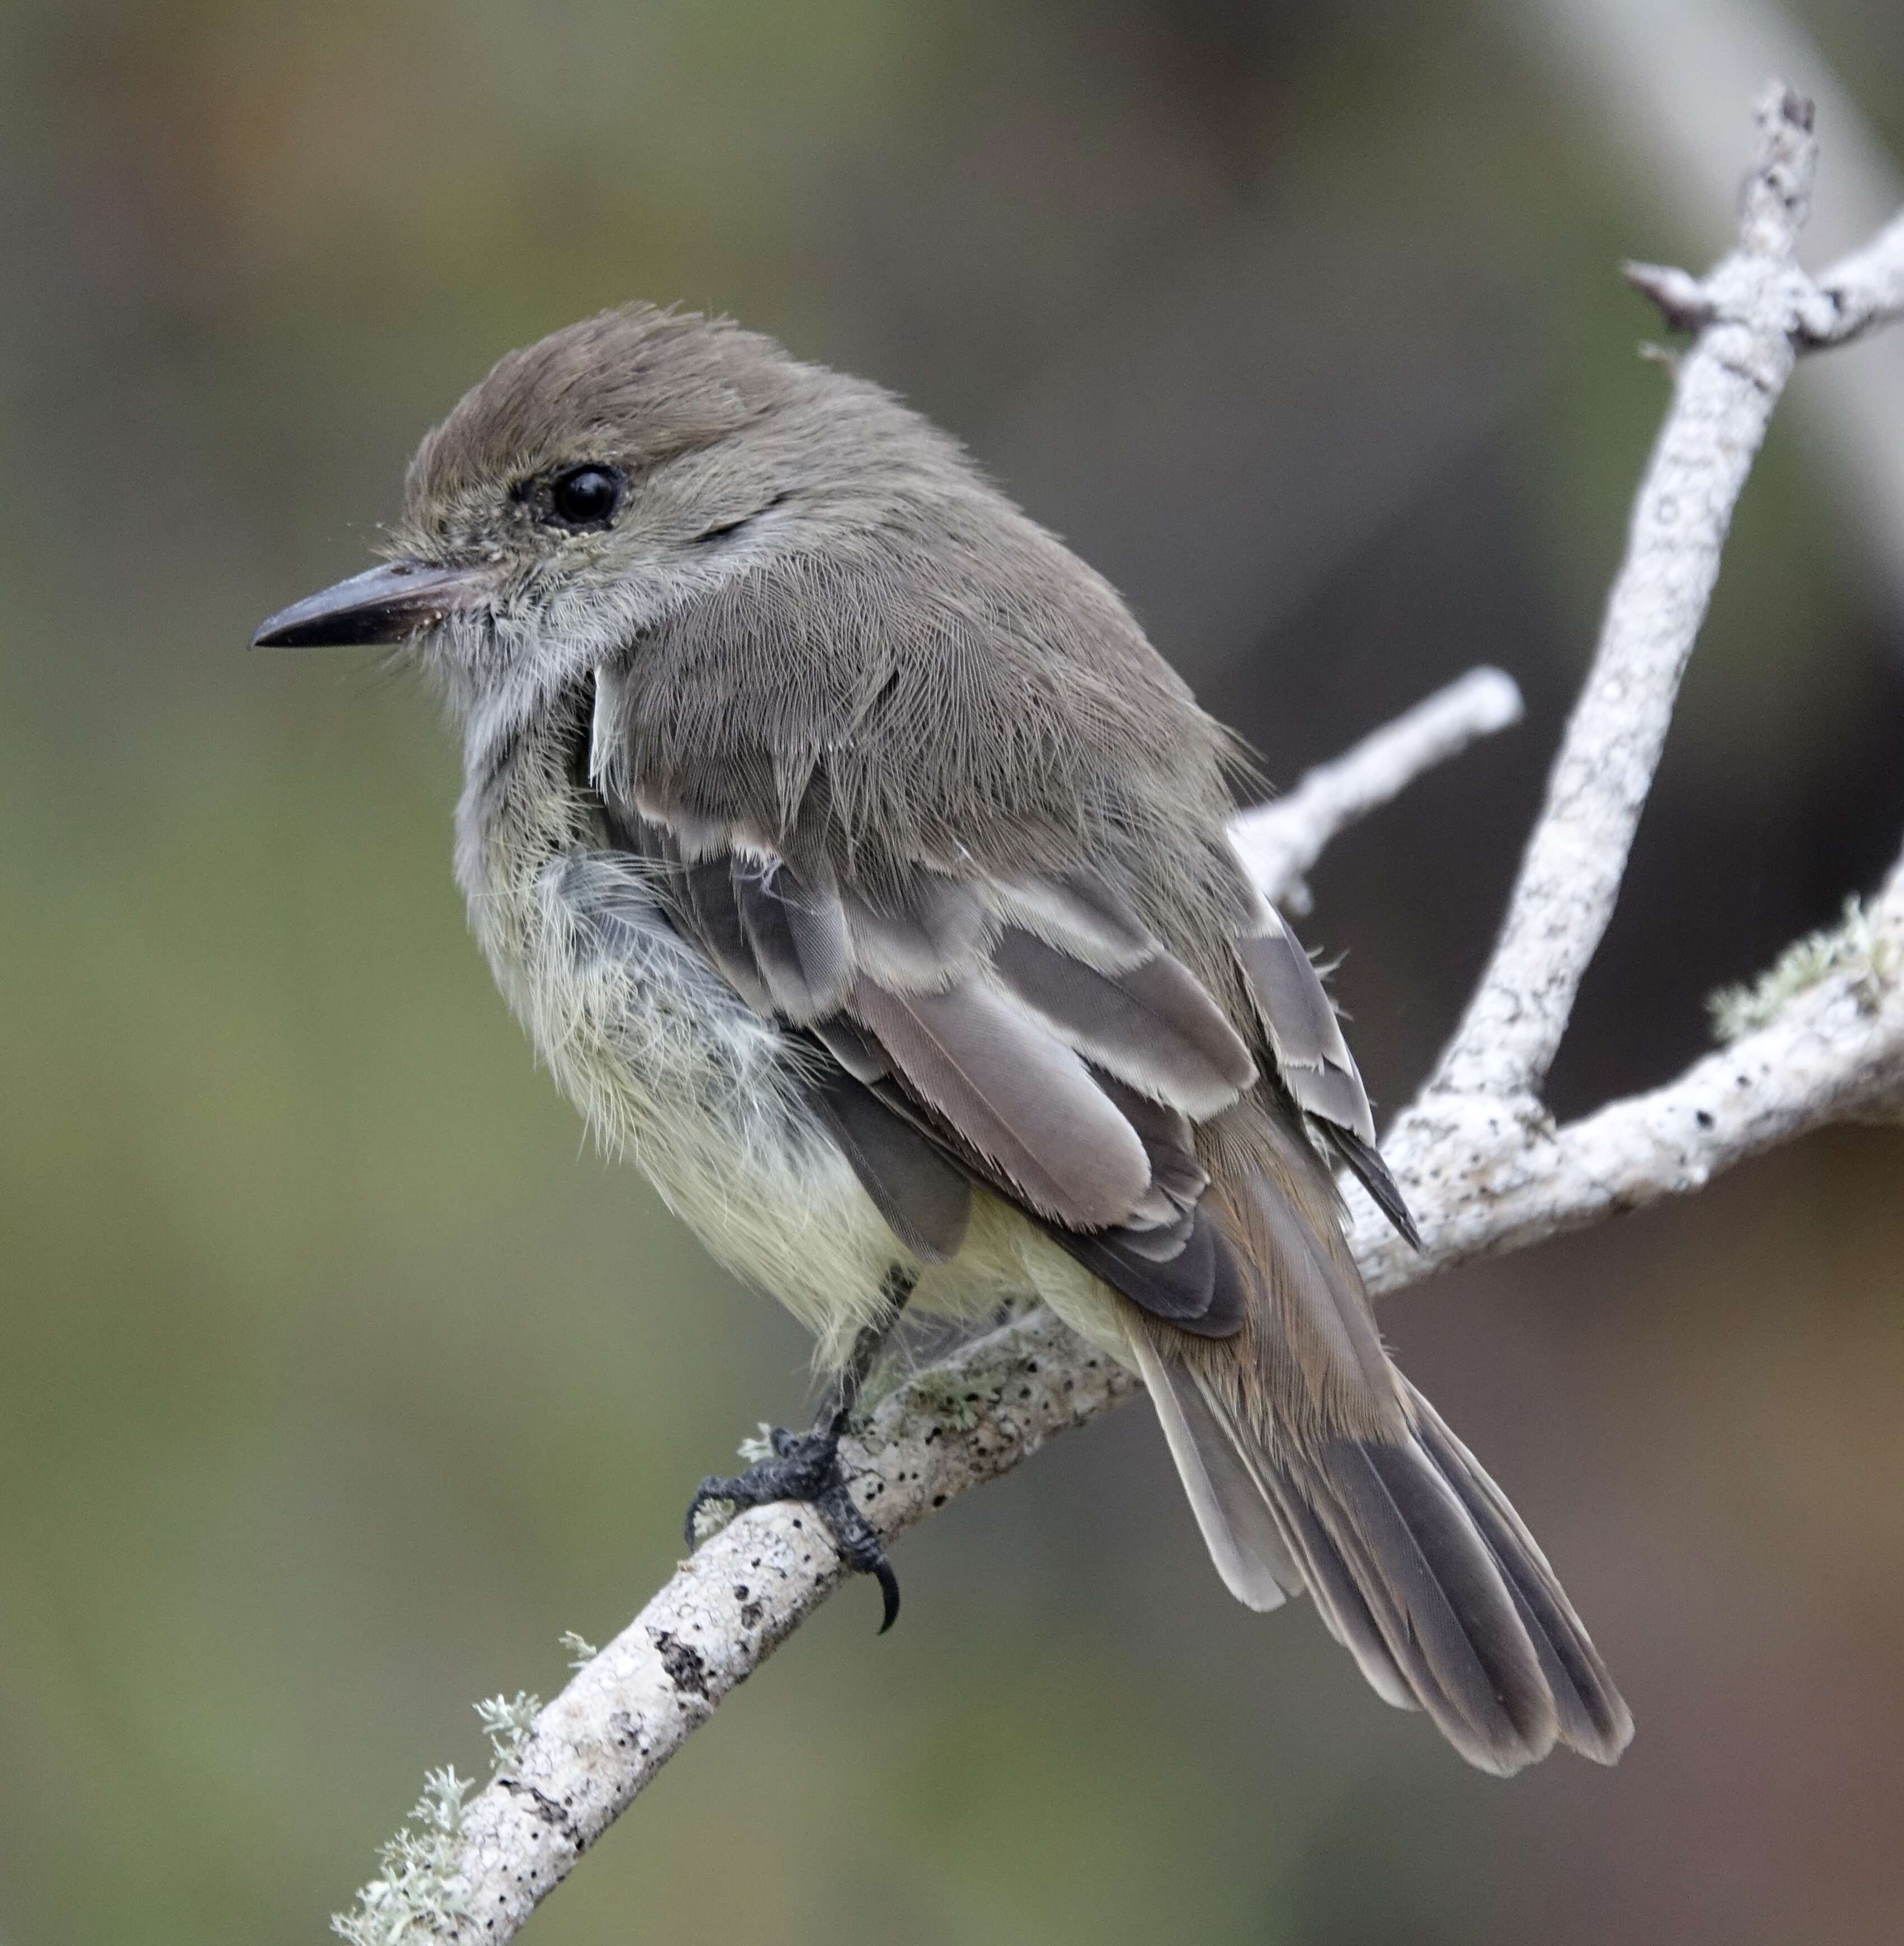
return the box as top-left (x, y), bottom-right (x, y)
top-left (1346, 860), bottom-right (1904, 1296)
top-left (332, 82), bottom-right (1904, 1946)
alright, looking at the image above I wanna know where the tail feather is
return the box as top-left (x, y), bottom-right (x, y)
top-left (1289, 1436), bottom-right (1559, 1772)
top-left (1132, 1335), bottom-right (1296, 1611)
top-left (1231, 1432), bottom-right (1420, 1713)
top-left (1405, 1382), bottom-right (1634, 1762)
top-left (1140, 1346), bottom-right (1633, 1775)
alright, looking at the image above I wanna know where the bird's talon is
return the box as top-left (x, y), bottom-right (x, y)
top-left (680, 1422), bottom-right (901, 1627)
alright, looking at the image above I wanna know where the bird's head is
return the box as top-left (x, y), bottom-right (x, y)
top-left (251, 304), bottom-right (923, 716)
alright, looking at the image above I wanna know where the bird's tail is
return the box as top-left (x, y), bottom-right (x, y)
top-left (1133, 1335), bottom-right (1633, 1775)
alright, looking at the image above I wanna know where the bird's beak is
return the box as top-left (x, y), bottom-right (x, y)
top-left (251, 559), bottom-right (495, 648)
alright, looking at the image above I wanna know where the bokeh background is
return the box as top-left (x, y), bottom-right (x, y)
top-left (3, 1), bottom-right (1903, 1940)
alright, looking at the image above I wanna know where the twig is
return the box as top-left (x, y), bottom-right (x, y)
top-left (334, 82), bottom-right (1904, 1946)
top-left (1228, 665), bottom-right (1524, 915)
top-left (1808, 207), bottom-right (1904, 345)
top-left (1418, 84), bottom-right (1829, 1111)
top-left (1509, 0), bottom-right (1904, 613)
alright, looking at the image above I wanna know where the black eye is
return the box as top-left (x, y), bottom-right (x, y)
top-left (546, 464), bottom-right (624, 529)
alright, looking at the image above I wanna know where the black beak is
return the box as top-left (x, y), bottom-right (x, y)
top-left (251, 560), bottom-right (494, 648)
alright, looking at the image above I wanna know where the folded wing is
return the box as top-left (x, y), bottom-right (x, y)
top-left (582, 662), bottom-right (1278, 1333)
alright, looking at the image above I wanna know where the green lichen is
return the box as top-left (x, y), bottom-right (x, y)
top-left (330, 1767), bottom-right (474, 1946)
top-left (681, 1424), bottom-right (784, 1545)
top-left (909, 1368), bottom-right (997, 1432)
top-left (1708, 896), bottom-right (1897, 1043)
top-left (331, 1687), bottom-right (551, 1940)
top-left (736, 1421), bottom-right (778, 1464)
top-left (475, 1690), bottom-right (543, 1770)
top-left (558, 1629), bottom-right (599, 1669)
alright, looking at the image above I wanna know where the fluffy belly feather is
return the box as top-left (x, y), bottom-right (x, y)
top-left (456, 757), bottom-right (1122, 1372)
top-left (501, 849), bottom-right (909, 1351)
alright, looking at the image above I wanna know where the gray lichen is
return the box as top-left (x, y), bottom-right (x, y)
top-left (330, 1767), bottom-right (474, 1946)
top-left (331, 1690), bottom-right (549, 1942)
top-left (475, 1691), bottom-right (543, 1771)
top-left (909, 1368), bottom-right (998, 1432)
top-left (1708, 896), bottom-right (1896, 1042)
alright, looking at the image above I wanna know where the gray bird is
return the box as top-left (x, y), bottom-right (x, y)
top-left (255, 304), bottom-right (1632, 1775)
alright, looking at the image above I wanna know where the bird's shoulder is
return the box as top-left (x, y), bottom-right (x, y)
top-left (599, 486), bottom-right (1240, 892)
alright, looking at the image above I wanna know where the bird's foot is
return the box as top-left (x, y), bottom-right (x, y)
top-left (684, 1419), bottom-right (899, 1632)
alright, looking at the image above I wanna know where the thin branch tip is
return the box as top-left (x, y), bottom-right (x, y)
top-left (1226, 663), bottom-right (1528, 906)
top-left (1453, 665), bottom-right (1525, 731)
top-left (1624, 261), bottom-right (1713, 331)
top-left (1762, 79), bottom-right (1814, 136)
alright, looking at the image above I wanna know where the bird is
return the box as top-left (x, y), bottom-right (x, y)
top-left (254, 303), bottom-right (1632, 1775)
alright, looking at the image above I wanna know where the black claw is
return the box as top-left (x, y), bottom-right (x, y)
top-left (872, 1557), bottom-right (901, 1633)
top-left (682, 1421), bottom-right (902, 1631)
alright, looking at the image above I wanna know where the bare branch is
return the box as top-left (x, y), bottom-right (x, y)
top-left (1229, 664), bottom-right (1524, 914)
top-left (1348, 859), bottom-right (1904, 1294)
top-left (1808, 207), bottom-right (1904, 346)
top-left (1418, 84), bottom-right (1835, 1108)
top-left (1508, 0), bottom-right (1904, 616)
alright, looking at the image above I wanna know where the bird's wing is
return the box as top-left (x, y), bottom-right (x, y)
top-left (584, 665), bottom-right (1264, 1333)
top-left (1230, 879), bottom-right (1418, 1249)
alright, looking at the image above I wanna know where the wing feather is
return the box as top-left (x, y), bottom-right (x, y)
top-left (585, 671), bottom-right (1264, 1327)
top-left (732, 860), bottom-right (851, 1020)
top-left (806, 1071), bottom-right (972, 1262)
top-left (849, 976), bottom-right (1150, 1231)
top-left (992, 926), bottom-right (1255, 1117)
top-left (1232, 894), bottom-right (1418, 1247)
top-left (1233, 908), bottom-right (1375, 1143)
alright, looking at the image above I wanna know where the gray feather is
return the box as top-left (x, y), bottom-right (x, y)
top-left (1042, 1205), bottom-right (1245, 1334)
top-left (1244, 1168), bottom-right (1398, 1415)
top-left (993, 866), bottom-right (1152, 970)
top-left (840, 876), bottom-right (994, 991)
top-left (1406, 1383), bottom-right (1633, 1762)
top-left (1133, 1336), bottom-right (1293, 1611)
top-left (1330, 1436), bottom-right (1558, 1768)
top-left (850, 975), bottom-right (1151, 1231)
top-left (588, 660), bottom-right (627, 794)
top-left (992, 927), bottom-right (1255, 1118)
top-left (1242, 1443), bottom-right (1419, 1712)
top-left (1089, 1071), bottom-right (1208, 1207)
top-left (681, 858), bottom-right (773, 1014)
top-left (808, 1073), bottom-right (972, 1263)
top-left (810, 1015), bottom-right (890, 1084)
top-left (1124, 1180), bottom-right (1196, 1241)
top-left (1322, 1122), bottom-right (1421, 1251)
top-left (732, 859), bottom-right (851, 1020)
top-left (1235, 912), bottom-right (1376, 1145)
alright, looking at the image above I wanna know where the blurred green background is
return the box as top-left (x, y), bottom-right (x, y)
top-left (3, 1), bottom-right (1903, 1940)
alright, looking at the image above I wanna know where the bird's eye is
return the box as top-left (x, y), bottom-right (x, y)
top-left (545, 464), bottom-right (625, 530)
